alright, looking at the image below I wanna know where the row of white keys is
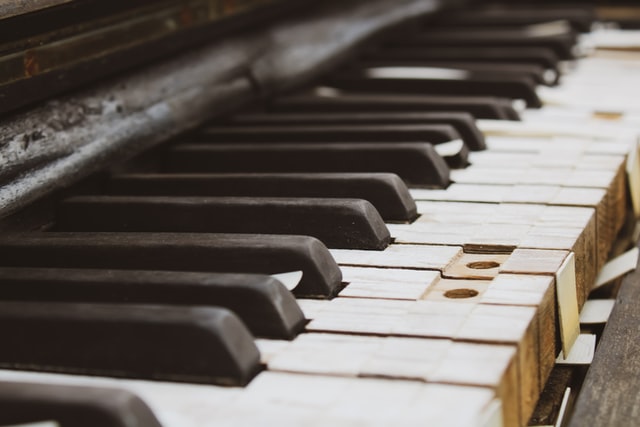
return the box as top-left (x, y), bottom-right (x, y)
top-left (305, 28), bottom-right (640, 425)
top-left (0, 368), bottom-right (500, 427)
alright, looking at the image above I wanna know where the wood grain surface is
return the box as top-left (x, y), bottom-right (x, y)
top-left (0, 0), bottom-right (72, 19)
top-left (568, 242), bottom-right (640, 427)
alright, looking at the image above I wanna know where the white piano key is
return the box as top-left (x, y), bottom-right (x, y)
top-left (255, 338), bottom-right (293, 364)
top-left (500, 249), bottom-right (570, 275)
top-left (478, 118), bottom-right (639, 142)
top-left (586, 29), bottom-right (640, 50)
top-left (339, 266), bottom-right (439, 300)
top-left (415, 200), bottom-right (497, 222)
top-left (360, 336), bottom-right (453, 380)
top-left (388, 223), bottom-right (476, 246)
top-left (430, 342), bottom-right (516, 387)
top-left (306, 297), bottom-right (474, 338)
top-left (468, 150), bottom-right (627, 172)
top-left (456, 304), bottom-right (537, 343)
top-left (330, 244), bottom-right (462, 270)
top-left (481, 274), bottom-right (554, 307)
top-left (411, 184), bottom-right (509, 204)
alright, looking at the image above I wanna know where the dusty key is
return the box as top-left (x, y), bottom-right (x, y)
top-left (0, 232), bottom-right (342, 298)
top-left (270, 92), bottom-right (520, 120)
top-left (57, 196), bottom-right (391, 250)
top-left (163, 142), bottom-right (451, 188)
top-left (227, 111), bottom-right (486, 151)
top-left (0, 302), bottom-right (261, 385)
top-left (106, 172), bottom-right (418, 222)
top-left (0, 268), bottom-right (305, 339)
top-left (0, 381), bottom-right (163, 427)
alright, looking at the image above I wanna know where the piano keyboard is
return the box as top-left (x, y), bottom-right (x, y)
top-left (1, 3), bottom-right (639, 427)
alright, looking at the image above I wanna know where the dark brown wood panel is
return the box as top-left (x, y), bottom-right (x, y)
top-left (568, 242), bottom-right (640, 427)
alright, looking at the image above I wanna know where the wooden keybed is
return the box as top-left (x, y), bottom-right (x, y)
top-left (0, 2), bottom-right (639, 427)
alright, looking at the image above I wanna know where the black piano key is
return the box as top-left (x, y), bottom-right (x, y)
top-left (227, 111), bottom-right (486, 151)
top-left (0, 302), bottom-right (261, 385)
top-left (271, 93), bottom-right (520, 120)
top-left (107, 172), bottom-right (418, 222)
top-left (0, 232), bottom-right (342, 298)
top-left (364, 46), bottom-right (560, 71)
top-left (195, 123), bottom-right (468, 167)
top-left (0, 268), bottom-right (305, 339)
top-left (324, 70), bottom-right (542, 108)
top-left (57, 196), bottom-right (391, 251)
top-left (163, 142), bottom-right (451, 188)
top-left (197, 123), bottom-right (462, 146)
top-left (393, 28), bottom-right (576, 60)
top-left (439, 8), bottom-right (595, 32)
top-left (0, 381), bottom-right (163, 427)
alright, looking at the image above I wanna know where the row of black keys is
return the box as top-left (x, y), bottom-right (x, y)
top-left (1, 5), bottom-right (596, 426)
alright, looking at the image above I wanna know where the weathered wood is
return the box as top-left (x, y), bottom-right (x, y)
top-left (529, 366), bottom-right (576, 426)
top-left (0, 0), bottom-right (450, 219)
top-left (0, 0), bottom-right (73, 19)
top-left (568, 243), bottom-right (640, 427)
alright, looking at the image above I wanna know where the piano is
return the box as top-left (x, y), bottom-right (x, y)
top-left (1, 1), bottom-right (639, 426)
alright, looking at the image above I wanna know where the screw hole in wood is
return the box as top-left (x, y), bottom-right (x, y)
top-left (466, 261), bottom-right (500, 270)
top-left (444, 288), bottom-right (479, 299)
